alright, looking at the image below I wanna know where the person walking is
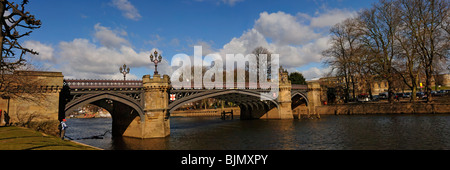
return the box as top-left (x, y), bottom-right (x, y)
top-left (4, 111), bottom-right (10, 126)
top-left (59, 119), bottom-right (68, 140)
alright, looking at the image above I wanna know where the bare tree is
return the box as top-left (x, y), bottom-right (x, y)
top-left (391, 0), bottom-right (423, 101)
top-left (1, 0), bottom-right (42, 100)
top-left (323, 0), bottom-right (449, 104)
top-left (0, 0), bottom-right (41, 72)
top-left (355, 47), bottom-right (378, 99)
top-left (252, 46), bottom-right (272, 80)
top-left (397, 0), bottom-right (449, 102)
top-left (323, 18), bottom-right (363, 103)
top-left (358, 0), bottom-right (403, 103)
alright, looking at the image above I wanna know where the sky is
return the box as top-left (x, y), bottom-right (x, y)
top-left (21, 0), bottom-right (377, 80)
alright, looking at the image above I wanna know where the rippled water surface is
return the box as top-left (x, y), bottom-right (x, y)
top-left (66, 115), bottom-right (450, 150)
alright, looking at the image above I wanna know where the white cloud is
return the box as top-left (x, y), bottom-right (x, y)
top-left (220, 28), bottom-right (269, 55)
top-left (111, 0), bottom-right (142, 21)
top-left (215, 9), bottom-right (355, 79)
top-left (94, 23), bottom-right (130, 49)
top-left (195, 0), bottom-right (244, 6)
top-left (255, 11), bottom-right (320, 45)
top-left (56, 38), bottom-right (164, 79)
top-left (221, 0), bottom-right (243, 6)
top-left (51, 24), bottom-right (166, 79)
top-left (300, 66), bottom-right (332, 81)
top-left (23, 41), bottom-right (54, 61)
top-left (147, 34), bottom-right (164, 46)
top-left (57, 38), bottom-right (146, 75)
top-left (300, 8), bottom-right (357, 28)
top-left (218, 12), bottom-right (331, 69)
top-left (192, 40), bottom-right (216, 56)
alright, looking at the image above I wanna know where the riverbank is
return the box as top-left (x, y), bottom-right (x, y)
top-left (316, 102), bottom-right (450, 115)
top-left (171, 107), bottom-right (240, 117)
top-left (0, 126), bottom-right (100, 150)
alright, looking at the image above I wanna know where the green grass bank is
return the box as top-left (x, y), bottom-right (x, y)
top-left (0, 126), bottom-right (99, 150)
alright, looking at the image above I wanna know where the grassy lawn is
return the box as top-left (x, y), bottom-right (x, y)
top-left (0, 126), bottom-right (98, 150)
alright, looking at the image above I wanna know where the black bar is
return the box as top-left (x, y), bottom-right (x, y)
top-left (5, 150), bottom-right (449, 169)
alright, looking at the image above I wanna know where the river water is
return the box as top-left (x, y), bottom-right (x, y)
top-left (65, 114), bottom-right (450, 150)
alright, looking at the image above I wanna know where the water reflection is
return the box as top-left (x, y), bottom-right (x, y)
top-left (66, 114), bottom-right (450, 150)
top-left (112, 137), bottom-right (169, 150)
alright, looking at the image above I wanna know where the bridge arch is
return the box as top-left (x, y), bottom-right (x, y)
top-left (65, 92), bottom-right (145, 120)
top-left (291, 91), bottom-right (309, 119)
top-left (168, 89), bottom-right (279, 115)
top-left (291, 91), bottom-right (309, 106)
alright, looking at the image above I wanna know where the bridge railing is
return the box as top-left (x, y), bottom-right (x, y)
top-left (64, 79), bottom-right (143, 89)
top-left (64, 79), bottom-right (308, 90)
top-left (173, 83), bottom-right (308, 90)
top-left (291, 84), bottom-right (308, 90)
top-left (172, 82), bottom-right (283, 90)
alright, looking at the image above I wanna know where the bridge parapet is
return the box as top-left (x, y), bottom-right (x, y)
top-left (64, 79), bottom-right (143, 90)
top-left (291, 84), bottom-right (308, 90)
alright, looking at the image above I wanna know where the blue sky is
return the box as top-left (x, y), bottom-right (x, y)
top-left (22, 0), bottom-right (376, 80)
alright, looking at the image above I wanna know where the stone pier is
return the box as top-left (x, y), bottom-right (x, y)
top-left (306, 80), bottom-right (322, 118)
top-left (261, 68), bottom-right (294, 119)
top-left (140, 74), bottom-right (171, 138)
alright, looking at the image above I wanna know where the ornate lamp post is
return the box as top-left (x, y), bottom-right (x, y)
top-left (150, 50), bottom-right (162, 75)
top-left (119, 64), bottom-right (130, 81)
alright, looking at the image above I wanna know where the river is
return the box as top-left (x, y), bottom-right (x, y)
top-left (65, 114), bottom-right (450, 150)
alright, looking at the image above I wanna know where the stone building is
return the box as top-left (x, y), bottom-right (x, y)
top-left (0, 71), bottom-right (63, 126)
top-left (438, 73), bottom-right (450, 87)
top-left (318, 73), bottom-right (450, 103)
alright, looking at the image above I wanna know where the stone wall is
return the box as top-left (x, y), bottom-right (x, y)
top-left (316, 102), bottom-right (450, 115)
top-left (171, 107), bottom-right (240, 117)
top-left (443, 74), bottom-right (450, 87)
top-left (0, 71), bottom-right (64, 126)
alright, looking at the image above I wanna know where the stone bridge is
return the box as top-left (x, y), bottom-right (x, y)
top-left (0, 70), bottom-right (321, 139)
top-left (61, 70), bottom-right (321, 138)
